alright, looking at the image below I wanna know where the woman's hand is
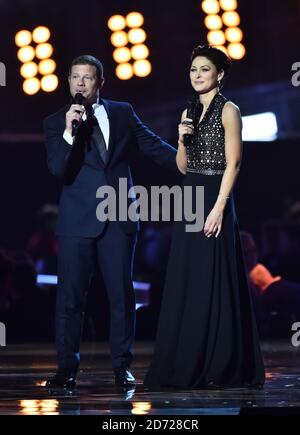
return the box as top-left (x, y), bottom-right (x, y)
top-left (204, 205), bottom-right (223, 238)
top-left (178, 118), bottom-right (194, 145)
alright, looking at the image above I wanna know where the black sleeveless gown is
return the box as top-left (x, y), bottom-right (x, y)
top-left (144, 93), bottom-right (265, 389)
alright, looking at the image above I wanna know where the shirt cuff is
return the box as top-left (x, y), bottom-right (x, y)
top-left (63, 130), bottom-right (74, 145)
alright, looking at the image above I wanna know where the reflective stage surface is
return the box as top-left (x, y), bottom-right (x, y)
top-left (0, 341), bottom-right (300, 415)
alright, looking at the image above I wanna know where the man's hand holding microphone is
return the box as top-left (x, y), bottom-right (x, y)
top-left (65, 93), bottom-right (86, 137)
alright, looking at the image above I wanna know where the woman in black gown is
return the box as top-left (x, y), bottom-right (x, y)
top-left (144, 45), bottom-right (265, 390)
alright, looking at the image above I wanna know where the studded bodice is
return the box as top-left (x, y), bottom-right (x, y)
top-left (186, 92), bottom-right (228, 175)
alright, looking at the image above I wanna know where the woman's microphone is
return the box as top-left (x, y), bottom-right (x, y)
top-left (181, 107), bottom-right (194, 146)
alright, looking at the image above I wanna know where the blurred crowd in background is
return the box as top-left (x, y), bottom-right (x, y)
top-left (1, 198), bottom-right (300, 343)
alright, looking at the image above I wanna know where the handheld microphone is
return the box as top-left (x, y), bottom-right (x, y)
top-left (181, 107), bottom-right (194, 147)
top-left (72, 92), bottom-right (85, 136)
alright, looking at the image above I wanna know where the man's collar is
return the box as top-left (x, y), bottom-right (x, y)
top-left (92, 96), bottom-right (104, 110)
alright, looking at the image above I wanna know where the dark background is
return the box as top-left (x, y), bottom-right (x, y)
top-left (0, 0), bottom-right (300, 341)
top-left (0, 0), bottom-right (299, 248)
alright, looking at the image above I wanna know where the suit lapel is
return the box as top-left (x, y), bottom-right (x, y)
top-left (101, 99), bottom-right (115, 167)
top-left (60, 99), bottom-right (116, 168)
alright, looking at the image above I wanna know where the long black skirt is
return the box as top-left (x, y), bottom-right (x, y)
top-left (144, 172), bottom-right (265, 389)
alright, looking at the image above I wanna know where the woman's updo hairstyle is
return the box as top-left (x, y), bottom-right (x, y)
top-left (186, 45), bottom-right (231, 126)
top-left (191, 44), bottom-right (231, 85)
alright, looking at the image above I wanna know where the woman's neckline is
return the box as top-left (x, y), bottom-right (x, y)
top-left (197, 92), bottom-right (221, 126)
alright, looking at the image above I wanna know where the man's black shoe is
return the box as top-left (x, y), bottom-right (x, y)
top-left (114, 369), bottom-right (135, 387)
top-left (45, 373), bottom-right (76, 390)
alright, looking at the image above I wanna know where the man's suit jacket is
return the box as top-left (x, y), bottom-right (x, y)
top-left (44, 99), bottom-right (177, 237)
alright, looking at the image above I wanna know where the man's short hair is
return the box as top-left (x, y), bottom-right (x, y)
top-left (69, 55), bottom-right (104, 80)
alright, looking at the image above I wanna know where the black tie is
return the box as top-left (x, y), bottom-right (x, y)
top-left (86, 105), bottom-right (108, 164)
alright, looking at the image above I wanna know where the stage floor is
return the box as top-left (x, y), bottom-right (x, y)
top-left (0, 341), bottom-right (300, 415)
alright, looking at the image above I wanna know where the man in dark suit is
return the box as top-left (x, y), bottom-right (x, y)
top-left (44, 55), bottom-right (177, 389)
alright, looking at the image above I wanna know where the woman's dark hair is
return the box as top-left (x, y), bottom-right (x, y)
top-left (186, 45), bottom-right (231, 126)
top-left (191, 44), bottom-right (231, 81)
top-left (69, 55), bottom-right (104, 80)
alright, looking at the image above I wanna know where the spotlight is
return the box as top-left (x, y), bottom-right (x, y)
top-left (116, 63), bottom-right (134, 80)
top-left (128, 28), bottom-right (146, 45)
top-left (108, 12), bottom-right (152, 80)
top-left (133, 59), bottom-right (152, 77)
top-left (17, 46), bottom-right (35, 63)
top-left (207, 30), bottom-right (226, 45)
top-left (20, 62), bottom-right (38, 79)
top-left (15, 26), bottom-right (58, 94)
top-left (113, 47), bottom-right (131, 63)
top-left (35, 43), bottom-right (53, 60)
top-left (107, 15), bottom-right (126, 31)
top-left (201, 0), bottom-right (245, 59)
top-left (131, 44), bottom-right (149, 60)
top-left (15, 30), bottom-right (32, 47)
top-left (201, 0), bottom-right (220, 15)
top-left (41, 74), bottom-right (58, 92)
top-left (23, 77), bottom-right (40, 95)
top-left (32, 26), bottom-right (50, 43)
top-left (126, 12), bottom-right (144, 28)
top-left (111, 31), bottom-right (128, 48)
